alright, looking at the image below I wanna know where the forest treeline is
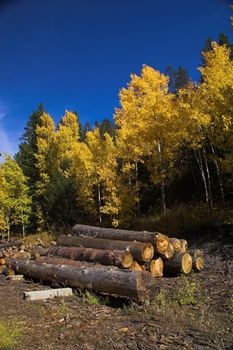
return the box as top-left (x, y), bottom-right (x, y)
top-left (0, 36), bottom-right (233, 236)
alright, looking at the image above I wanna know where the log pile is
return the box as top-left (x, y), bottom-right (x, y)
top-left (2, 225), bottom-right (204, 300)
top-left (0, 240), bottom-right (31, 276)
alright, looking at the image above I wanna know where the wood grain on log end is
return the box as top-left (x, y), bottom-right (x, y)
top-left (130, 261), bottom-right (146, 271)
top-left (122, 251), bottom-right (134, 268)
top-left (163, 242), bottom-right (175, 260)
top-left (142, 243), bottom-right (154, 262)
top-left (193, 256), bottom-right (204, 272)
top-left (180, 239), bottom-right (188, 253)
top-left (150, 257), bottom-right (163, 277)
top-left (169, 238), bottom-right (181, 252)
top-left (182, 253), bottom-right (192, 274)
top-left (155, 234), bottom-right (169, 253)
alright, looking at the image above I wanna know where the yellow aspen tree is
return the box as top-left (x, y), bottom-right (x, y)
top-left (115, 65), bottom-right (184, 215)
top-left (0, 167), bottom-right (7, 232)
top-left (177, 83), bottom-right (212, 206)
top-left (198, 43), bottom-right (233, 174)
top-left (55, 111), bottom-right (80, 166)
top-left (35, 112), bottom-right (56, 228)
top-left (70, 140), bottom-right (95, 216)
top-left (86, 128), bottom-right (120, 225)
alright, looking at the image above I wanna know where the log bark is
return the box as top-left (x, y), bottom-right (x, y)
top-left (57, 235), bottom-right (154, 263)
top-left (71, 224), bottom-right (169, 254)
top-left (7, 258), bottom-right (152, 300)
top-left (34, 246), bottom-right (133, 269)
top-left (150, 257), bottom-right (163, 277)
top-left (163, 253), bottom-right (192, 276)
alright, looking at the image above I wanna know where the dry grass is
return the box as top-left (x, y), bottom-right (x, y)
top-left (129, 203), bottom-right (233, 236)
top-left (0, 320), bottom-right (22, 350)
top-left (22, 232), bottom-right (55, 247)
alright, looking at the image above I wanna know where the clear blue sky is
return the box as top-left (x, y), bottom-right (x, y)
top-left (0, 0), bottom-right (232, 155)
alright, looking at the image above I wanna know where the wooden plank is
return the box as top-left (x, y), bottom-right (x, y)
top-left (24, 288), bottom-right (73, 301)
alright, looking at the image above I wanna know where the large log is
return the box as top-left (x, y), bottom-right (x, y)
top-left (57, 235), bottom-right (154, 263)
top-left (34, 246), bottom-right (133, 269)
top-left (7, 258), bottom-right (153, 300)
top-left (72, 224), bottom-right (169, 254)
top-left (163, 253), bottom-right (192, 276)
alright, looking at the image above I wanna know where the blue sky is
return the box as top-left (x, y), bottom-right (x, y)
top-left (0, 0), bottom-right (232, 155)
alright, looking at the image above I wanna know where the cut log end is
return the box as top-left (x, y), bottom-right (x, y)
top-left (122, 251), bottom-right (134, 268)
top-left (194, 256), bottom-right (204, 272)
top-left (155, 234), bottom-right (169, 253)
top-left (169, 238), bottom-right (181, 252)
top-left (142, 243), bottom-right (154, 262)
top-left (150, 257), bottom-right (163, 277)
top-left (180, 239), bottom-right (188, 253)
top-left (130, 261), bottom-right (146, 271)
top-left (163, 242), bottom-right (175, 260)
top-left (182, 253), bottom-right (193, 274)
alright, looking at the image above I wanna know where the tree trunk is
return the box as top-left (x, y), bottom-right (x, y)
top-left (57, 235), bottom-right (154, 263)
top-left (35, 246), bottom-right (133, 269)
top-left (195, 149), bottom-right (209, 206)
top-left (203, 147), bottom-right (213, 209)
top-left (210, 143), bottom-right (225, 203)
top-left (7, 258), bottom-right (153, 300)
top-left (157, 139), bottom-right (166, 216)
top-left (97, 184), bottom-right (102, 223)
top-left (71, 224), bottom-right (169, 254)
top-left (163, 253), bottom-right (192, 276)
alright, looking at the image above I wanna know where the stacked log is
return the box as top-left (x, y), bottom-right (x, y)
top-left (3, 224), bottom-right (204, 301)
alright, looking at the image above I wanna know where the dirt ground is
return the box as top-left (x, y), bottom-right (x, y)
top-left (0, 234), bottom-right (232, 350)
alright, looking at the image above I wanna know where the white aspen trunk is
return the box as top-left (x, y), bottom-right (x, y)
top-left (22, 224), bottom-right (25, 238)
top-left (203, 147), bottom-right (213, 209)
top-left (97, 183), bottom-right (102, 223)
top-left (210, 143), bottom-right (225, 203)
top-left (195, 150), bottom-right (209, 206)
top-left (157, 139), bottom-right (166, 216)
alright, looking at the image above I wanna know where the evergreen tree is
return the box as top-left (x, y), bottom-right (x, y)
top-left (15, 103), bottom-right (45, 190)
top-left (165, 65), bottom-right (190, 93)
